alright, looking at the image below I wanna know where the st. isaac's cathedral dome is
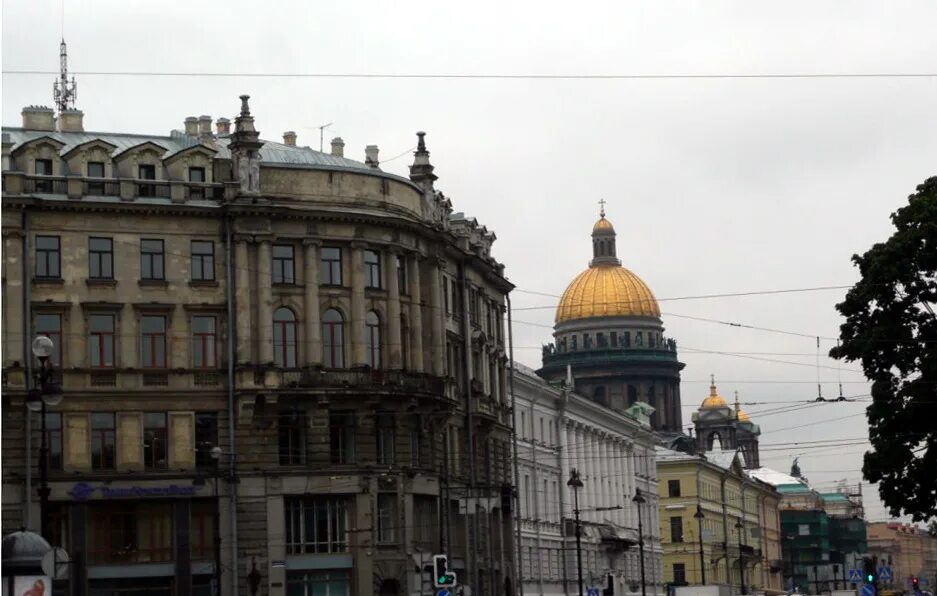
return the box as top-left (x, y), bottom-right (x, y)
top-left (538, 205), bottom-right (684, 434)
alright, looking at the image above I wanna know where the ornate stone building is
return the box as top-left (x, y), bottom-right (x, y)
top-left (538, 209), bottom-right (684, 435)
top-left (2, 95), bottom-right (514, 596)
top-left (691, 378), bottom-right (761, 469)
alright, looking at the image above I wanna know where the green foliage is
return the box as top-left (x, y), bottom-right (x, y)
top-left (830, 176), bottom-right (937, 522)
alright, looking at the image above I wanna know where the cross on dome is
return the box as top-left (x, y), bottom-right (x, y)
top-left (598, 198), bottom-right (606, 218)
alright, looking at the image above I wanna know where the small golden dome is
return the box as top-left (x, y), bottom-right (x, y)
top-left (555, 263), bottom-right (661, 323)
top-left (737, 409), bottom-right (751, 422)
top-left (593, 216), bottom-right (615, 233)
top-left (701, 375), bottom-right (728, 408)
top-left (734, 391), bottom-right (751, 422)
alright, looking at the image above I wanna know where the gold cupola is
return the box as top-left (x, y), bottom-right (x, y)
top-left (734, 391), bottom-right (751, 422)
top-left (555, 203), bottom-right (661, 323)
top-left (701, 375), bottom-right (728, 408)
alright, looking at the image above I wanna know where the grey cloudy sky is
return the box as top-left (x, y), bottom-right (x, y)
top-left (4, 0), bottom-right (936, 521)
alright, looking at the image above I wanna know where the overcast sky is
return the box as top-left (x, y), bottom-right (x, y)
top-left (4, 0), bottom-right (936, 522)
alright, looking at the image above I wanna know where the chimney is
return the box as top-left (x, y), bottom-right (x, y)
top-left (21, 106), bottom-right (55, 132)
top-left (283, 131), bottom-right (297, 147)
top-left (57, 109), bottom-right (84, 132)
top-left (198, 115), bottom-right (213, 139)
top-left (184, 117), bottom-right (199, 137)
top-left (330, 137), bottom-right (345, 157)
top-left (216, 117), bottom-right (231, 136)
top-left (364, 145), bottom-right (380, 169)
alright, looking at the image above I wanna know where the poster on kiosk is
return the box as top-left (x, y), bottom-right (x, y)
top-left (2, 576), bottom-right (51, 596)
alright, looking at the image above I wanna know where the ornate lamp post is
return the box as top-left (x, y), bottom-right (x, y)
top-left (26, 336), bottom-right (63, 541)
top-left (736, 519), bottom-right (747, 594)
top-left (632, 488), bottom-right (647, 596)
top-left (694, 505), bottom-right (706, 585)
top-left (567, 469), bottom-right (585, 596)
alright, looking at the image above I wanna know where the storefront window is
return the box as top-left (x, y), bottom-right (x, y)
top-left (286, 571), bottom-right (350, 596)
top-left (87, 502), bottom-right (173, 564)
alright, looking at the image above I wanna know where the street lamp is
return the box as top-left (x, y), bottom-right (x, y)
top-left (632, 488), bottom-right (647, 596)
top-left (567, 469), bottom-right (585, 596)
top-left (694, 505), bottom-right (706, 585)
top-left (736, 519), bottom-right (747, 595)
top-left (27, 336), bottom-right (63, 541)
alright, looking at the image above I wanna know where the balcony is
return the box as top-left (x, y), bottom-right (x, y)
top-left (136, 181), bottom-right (171, 198)
top-left (24, 176), bottom-right (68, 194)
top-left (184, 183), bottom-right (225, 200)
top-left (83, 180), bottom-right (121, 196)
top-left (268, 367), bottom-right (446, 395)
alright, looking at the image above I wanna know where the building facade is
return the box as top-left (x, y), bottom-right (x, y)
top-left (512, 362), bottom-right (662, 596)
top-left (657, 447), bottom-right (783, 596)
top-left (2, 95), bottom-right (515, 596)
top-left (691, 379), bottom-right (761, 470)
top-left (537, 209), bottom-right (684, 435)
top-left (867, 522), bottom-right (937, 593)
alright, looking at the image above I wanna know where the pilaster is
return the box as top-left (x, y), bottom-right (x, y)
top-left (234, 235), bottom-right (252, 363)
top-left (303, 240), bottom-right (321, 366)
top-left (256, 236), bottom-right (273, 363)
top-left (407, 254), bottom-right (424, 372)
top-left (350, 243), bottom-right (367, 366)
top-left (385, 250), bottom-right (402, 369)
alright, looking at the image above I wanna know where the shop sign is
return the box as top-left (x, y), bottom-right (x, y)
top-left (67, 481), bottom-right (203, 501)
top-left (1, 576), bottom-right (51, 596)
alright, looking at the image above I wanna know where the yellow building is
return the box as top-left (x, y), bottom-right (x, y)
top-left (657, 445), bottom-right (783, 595)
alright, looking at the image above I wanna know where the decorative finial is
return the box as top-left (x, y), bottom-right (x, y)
top-left (239, 94), bottom-right (251, 116)
top-left (598, 198), bottom-right (606, 218)
top-left (416, 131), bottom-right (427, 152)
top-left (734, 391), bottom-right (741, 411)
top-left (710, 374), bottom-right (717, 396)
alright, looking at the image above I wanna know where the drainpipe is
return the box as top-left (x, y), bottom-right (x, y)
top-left (557, 384), bottom-right (568, 595)
top-left (22, 209), bottom-right (33, 529)
top-left (224, 213), bottom-right (240, 596)
top-left (459, 263), bottom-right (480, 593)
top-left (507, 295), bottom-right (524, 596)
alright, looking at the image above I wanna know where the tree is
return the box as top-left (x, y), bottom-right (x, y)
top-left (830, 176), bottom-right (937, 522)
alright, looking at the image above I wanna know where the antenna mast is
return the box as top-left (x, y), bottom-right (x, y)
top-left (53, 39), bottom-right (78, 113)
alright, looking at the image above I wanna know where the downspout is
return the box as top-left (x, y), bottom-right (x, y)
top-left (507, 295), bottom-right (524, 596)
top-left (557, 384), bottom-right (568, 595)
top-left (459, 263), bottom-right (480, 593)
top-left (224, 213), bottom-right (240, 596)
top-left (22, 209), bottom-right (33, 529)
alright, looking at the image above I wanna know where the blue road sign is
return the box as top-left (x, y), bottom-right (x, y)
top-left (861, 584), bottom-right (876, 596)
top-left (879, 566), bottom-right (893, 581)
top-left (587, 589), bottom-right (601, 596)
top-left (849, 569), bottom-right (863, 582)
top-left (437, 590), bottom-right (451, 596)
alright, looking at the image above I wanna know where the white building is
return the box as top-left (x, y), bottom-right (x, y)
top-left (513, 362), bottom-right (663, 596)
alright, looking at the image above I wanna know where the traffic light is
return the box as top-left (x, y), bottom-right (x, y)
top-left (863, 556), bottom-right (877, 584)
top-left (911, 577), bottom-right (920, 591)
top-left (432, 554), bottom-right (457, 588)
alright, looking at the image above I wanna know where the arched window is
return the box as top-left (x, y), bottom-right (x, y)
top-left (322, 308), bottom-right (344, 368)
top-left (366, 311), bottom-right (382, 369)
top-left (273, 307), bottom-right (297, 368)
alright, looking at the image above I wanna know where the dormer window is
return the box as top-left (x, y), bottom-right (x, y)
top-left (35, 159), bottom-right (54, 192)
top-left (188, 167), bottom-right (206, 199)
top-left (138, 164), bottom-right (157, 197)
top-left (87, 162), bottom-right (106, 195)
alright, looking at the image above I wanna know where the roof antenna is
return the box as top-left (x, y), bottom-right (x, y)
top-left (318, 122), bottom-right (333, 152)
top-left (53, 35), bottom-right (77, 113)
top-left (835, 339), bottom-right (845, 401)
top-left (814, 336), bottom-right (824, 402)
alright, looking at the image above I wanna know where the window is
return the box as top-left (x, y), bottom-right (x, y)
top-left (668, 479), bottom-right (681, 497)
top-left (396, 255), bottom-right (407, 293)
top-left (670, 516), bottom-right (683, 543)
top-left (443, 277), bottom-right (450, 314)
top-left (87, 502), bottom-right (172, 564)
top-left (138, 164), bottom-right (157, 197)
top-left (400, 315), bottom-right (409, 369)
top-left (673, 563), bottom-right (687, 585)
top-left (35, 159), bottom-right (53, 176)
top-left (141, 315), bottom-right (167, 368)
top-left (570, 335), bottom-right (578, 351)
top-left (140, 239), bottom-right (165, 280)
top-left (88, 237), bottom-right (113, 279)
top-left (409, 414), bottom-right (423, 467)
top-left (278, 410), bottom-right (305, 465)
top-left (583, 333), bottom-right (591, 349)
top-left (192, 316), bottom-right (217, 369)
top-left (413, 495), bottom-right (437, 546)
top-left (365, 311), bottom-right (381, 369)
top-left (320, 247), bottom-right (342, 285)
top-left (623, 331), bottom-right (631, 347)
top-left (636, 331), bottom-right (644, 347)
top-left (194, 412), bottom-right (218, 468)
top-left (611, 331), bottom-right (618, 347)
top-left (377, 494), bottom-right (397, 543)
top-left (45, 412), bottom-right (62, 470)
top-left (34, 313), bottom-right (62, 366)
top-left (143, 413), bottom-right (168, 470)
top-left (91, 413), bottom-right (116, 470)
top-left (188, 167), bottom-right (206, 198)
top-left (798, 523), bottom-right (810, 536)
top-left (376, 412), bottom-right (395, 465)
top-left (322, 309), bottom-right (344, 368)
top-left (286, 572), bottom-right (350, 596)
top-left (86, 162), bottom-right (106, 194)
top-left (190, 500), bottom-right (216, 561)
top-left (273, 308), bottom-right (298, 367)
top-left (364, 249), bottom-right (381, 288)
top-left (272, 244), bottom-right (295, 284)
top-left (329, 412), bottom-right (355, 464)
top-left (186, 241), bottom-right (215, 282)
top-left (285, 497), bottom-right (349, 554)
top-left (35, 235), bottom-right (61, 278)
top-left (89, 314), bottom-right (115, 367)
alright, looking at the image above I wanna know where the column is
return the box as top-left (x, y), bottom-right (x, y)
top-left (235, 236), bottom-right (252, 363)
top-left (614, 440), bottom-right (626, 527)
top-left (350, 243), bottom-right (367, 366)
top-left (559, 420), bottom-right (571, 520)
top-left (625, 443), bottom-right (635, 529)
top-left (256, 237), bottom-right (273, 363)
top-left (407, 254), bottom-right (424, 372)
top-left (603, 437), bottom-right (613, 516)
top-left (303, 240), bottom-right (321, 366)
top-left (428, 258), bottom-right (445, 376)
top-left (385, 250), bottom-right (402, 369)
top-left (585, 428), bottom-right (596, 522)
top-left (2, 231), bottom-right (24, 367)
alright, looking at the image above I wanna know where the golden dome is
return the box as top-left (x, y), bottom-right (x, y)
top-left (737, 409), bottom-right (751, 422)
top-left (555, 264), bottom-right (661, 323)
top-left (593, 216), bottom-right (615, 233)
top-left (701, 376), bottom-right (728, 408)
top-left (734, 391), bottom-right (751, 422)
